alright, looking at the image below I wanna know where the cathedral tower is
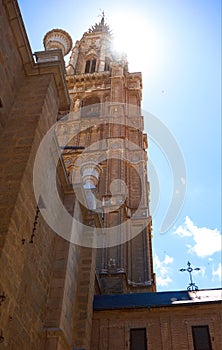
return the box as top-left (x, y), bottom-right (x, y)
top-left (50, 15), bottom-right (156, 294)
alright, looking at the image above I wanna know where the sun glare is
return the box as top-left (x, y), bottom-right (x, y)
top-left (109, 13), bottom-right (162, 75)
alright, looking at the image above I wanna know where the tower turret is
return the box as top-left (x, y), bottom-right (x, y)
top-left (43, 28), bottom-right (72, 56)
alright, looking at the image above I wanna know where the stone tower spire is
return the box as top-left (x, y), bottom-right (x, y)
top-left (66, 16), bottom-right (127, 76)
top-left (57, 17), bottom-right (155, 294)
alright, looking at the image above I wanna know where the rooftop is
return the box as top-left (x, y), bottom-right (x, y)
top-left (94, 288), bottom-right (222, 310)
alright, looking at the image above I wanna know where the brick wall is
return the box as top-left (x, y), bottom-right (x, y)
top-left (91, 304), bottom-right (222, 350)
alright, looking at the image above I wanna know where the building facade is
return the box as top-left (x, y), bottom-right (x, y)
top-left (92, 289), bottom-right (222, 350)
top-left (0, 1), bottom-right (221, 350)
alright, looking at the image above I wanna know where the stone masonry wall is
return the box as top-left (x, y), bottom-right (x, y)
top-left (0, 0), bottom-right (25, 129)
top-left (0, 2), bottom-right (92, 349)
top-left (0, 71), bottom-right (66, 348)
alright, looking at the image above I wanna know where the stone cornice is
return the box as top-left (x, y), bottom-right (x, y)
top-left (66, 71), bottom-right (111, 83)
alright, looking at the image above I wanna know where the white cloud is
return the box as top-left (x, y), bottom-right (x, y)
top-left (193, 266), bottom-right (206, 278)
top-left (154, 254), bottom-right (174, 287)
top-left (212, 263), bottom-right (222, 281)
top-left (174, 216), bottom-right (221, 258)
top-left (157, 276), bottom-right (172, 287)
top-left (163, 255), bottom-right (174, 264)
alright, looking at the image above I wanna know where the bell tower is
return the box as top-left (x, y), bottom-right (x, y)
top-left (53, 15), bottom-right (156, 293)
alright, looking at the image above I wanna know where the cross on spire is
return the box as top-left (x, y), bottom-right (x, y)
top-left (99, 9), bottom-right (105, 24)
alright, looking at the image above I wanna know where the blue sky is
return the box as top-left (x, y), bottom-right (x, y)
top-left (18, 0), bottom-right (221, 291)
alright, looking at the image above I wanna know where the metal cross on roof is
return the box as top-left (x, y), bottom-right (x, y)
top-left (179, 261), bottom-right (200, 291)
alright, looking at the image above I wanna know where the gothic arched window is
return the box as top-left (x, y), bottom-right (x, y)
top-left (104, 57), bottom-right (110, 71)
top-left (85, 58), bottom-right (97, 73)
top-left (85, 60), bottom-right (90, 73)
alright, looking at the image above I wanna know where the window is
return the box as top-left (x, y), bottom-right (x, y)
top-left (192, 326), bottom-right (212, 350)
top-left (130, 328), bottom-right (147, 350)
top-left (85, 60), bottom-right (90, 73)
top-left (91, 59), bottom-right (96, 73)
top-left (85, 59), bottom-right (97, 73)
top-left (104, 57), bottom-right (110, 71)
